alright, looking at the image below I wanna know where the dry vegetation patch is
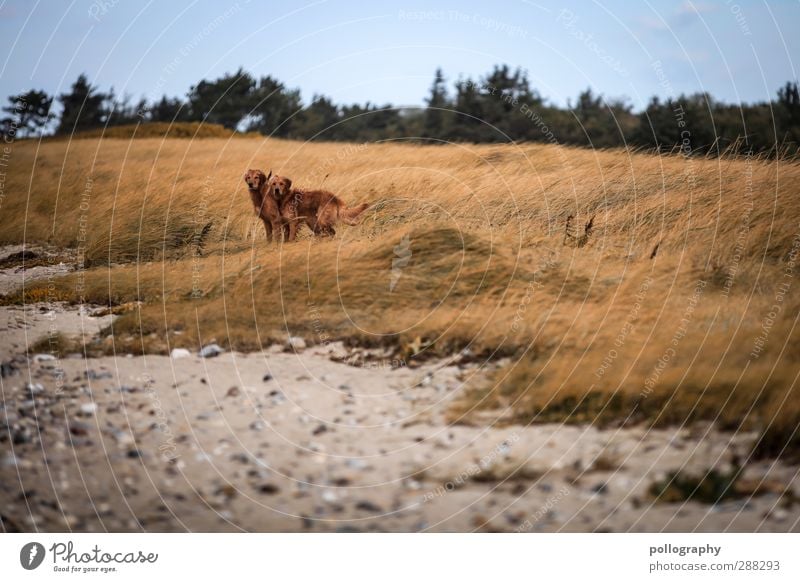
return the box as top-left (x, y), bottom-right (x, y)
top-left (2, 136), bottom-right (799, 457)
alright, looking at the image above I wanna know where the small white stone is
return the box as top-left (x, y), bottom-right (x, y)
top-left (170, 348), bottom-right (191, 359)
top-left (79, 403), bottom-right (98, 416)
top-left (286, 336), bottom-right (306, 351)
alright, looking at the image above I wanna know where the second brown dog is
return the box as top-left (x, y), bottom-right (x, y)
top-left (268, 175), bottom-right (369, 241)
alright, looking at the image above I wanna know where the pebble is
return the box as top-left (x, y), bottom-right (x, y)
top-left (170, 348), bottom-right (191, 359)
top-left (262, 374), bottom-right (273, 382)
top-left (199, 343), bottom-right (224, 358)
top-left (355, 500), bottom-right (382, 512)
top-left (68, 421), bottom-right (91, 436)
top-left (33, 354), bottom-right (56, 362)
top-left (111, 430), bottom-right (134, 445)
top-left (769, 508), bottom-right (788, 522)
top-left (79, 403), bottom-right (98, 416)
top-left (249, 420), bottom-right (266, 431)
top-left (12, 427), bottom-right (32, 444)
top-left (0, 361), bottom-right (17, 377)
top-left (258, 483), bottom-right (280, 495)
top-left (286, 337), bottom-right (306, 351)
top-left (1, 454), bottom-right (18, 467)
top-left (345, 458), bottom-right (368, 470)
top-left (26, 382), bottom-right (45, 395)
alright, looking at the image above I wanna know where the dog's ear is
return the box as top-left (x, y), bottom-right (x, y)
top-left (284, 178), bottom-right (292, 192)
top-left (267, 169), bottom-right (272, 181)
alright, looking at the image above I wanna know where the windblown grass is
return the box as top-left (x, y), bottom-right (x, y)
top-left (2, 135), bottom-right (799, 458)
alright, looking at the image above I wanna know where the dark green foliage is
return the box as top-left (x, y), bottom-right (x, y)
top-left (27, 67), bottom-right (800, 156)
top-left (57, 74), bottom-right (111, 134)
top-left (1, 89), bottom-right (53, 137)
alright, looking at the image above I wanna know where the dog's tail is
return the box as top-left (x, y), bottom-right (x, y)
top-left (337, 201), bottom-right (369, 226)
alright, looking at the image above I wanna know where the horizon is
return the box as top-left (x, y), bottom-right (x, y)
top-left (1, 0), bottom-right (798, 113)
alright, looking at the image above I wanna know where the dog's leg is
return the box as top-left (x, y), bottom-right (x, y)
top-left (287, 221), bottom-right (298, 242)
top-left (262, 219), bottom-right (273, 243)
top-left (270, 220), bottom-right (282, 244)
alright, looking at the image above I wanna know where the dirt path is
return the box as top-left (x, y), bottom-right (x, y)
top-left (1, 249), bottom-right (798, 532)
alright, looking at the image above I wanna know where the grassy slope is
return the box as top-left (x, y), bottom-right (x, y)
top-left (2, 134), bottom-right (799, 456)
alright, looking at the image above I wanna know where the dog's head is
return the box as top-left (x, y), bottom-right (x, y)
top-left (243, 169), bottom-right (271, 191)
top-left (268, 175), bottom-right (293, 200)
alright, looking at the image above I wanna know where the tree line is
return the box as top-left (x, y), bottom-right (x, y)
top-left (3, 65), bottom-right (799, 156)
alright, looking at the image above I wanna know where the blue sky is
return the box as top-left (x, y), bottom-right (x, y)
top-left (0, 0), bottom-right (797, 110)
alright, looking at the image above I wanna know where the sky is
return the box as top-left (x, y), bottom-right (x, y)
top-left (0, 0), bottom-right (798, 111)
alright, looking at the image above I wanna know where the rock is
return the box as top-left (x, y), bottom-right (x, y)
top-left (199, 343), bottom-right (224, 358)
top-left (286, 337), bottom-right (306, 351)
top-left (170, 348), bottom-right (191, 359)
top-left (214, 484), bottom-right (237, 500)
top-left (110, 429), bottom-right (134, 445)
top-left (26, 382), bottom-right (45, 395)
top-left (78, 403), bottom-right (98, 416)
top-left (85, 369), bottom-right (113, 380)
top-left (225, 386), bottom-right (240, 398)
top-left (0, 361), bottom-right (17, 377)
top-left (262, 374), bottom-right (273, 382)
top-left (230, 453), bottom-right (251, 464)
top-left (68, 421), bottom-right (91, 436)
top-left (312, 424), bottom-right (328, 436)
top-left (257, 483), bottom-right (280, 495)
top-left (12, 426), bottom-right (32, 444)
top-left (355, 500), bottom-right (382, 512)
top-left (769, 508), bottom-right (788, 522)
top-left (322, 490), bottom-right (338, 503)
top-left (32, 354), bottom-right (56, 362)
top-left (1, 454), bottom-right (18, 468)
top-left (249, 420), bottom-right (266, 431)
top-left (345, 458), bottom-right (368, 470)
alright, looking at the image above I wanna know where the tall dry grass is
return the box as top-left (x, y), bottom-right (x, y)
top-left (2, 133), bottom-right (799, 458)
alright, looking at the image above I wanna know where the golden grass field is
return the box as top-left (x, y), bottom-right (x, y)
top-left (2, 125), bottom-right (800, 459)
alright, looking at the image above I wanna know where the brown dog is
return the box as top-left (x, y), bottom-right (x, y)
top-left (243, 169), bottom-right (285, 243)
top-left (267, 175), bottom-right (369, 241)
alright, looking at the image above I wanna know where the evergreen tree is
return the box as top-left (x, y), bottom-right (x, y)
top-left (187, 68), bottom-right (255, 129)
top-left (1, 89), bottom-right (53, 137)
top-left (423, 68), bottom-right (451, 139)
top-left (57, 74), bottom-right (110, 134)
